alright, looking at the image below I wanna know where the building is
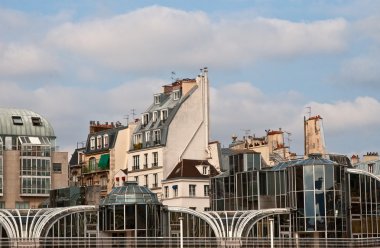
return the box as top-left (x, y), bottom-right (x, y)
top-left (127, 68), bottom-right (212, 200)
top-left (0, 108), bottom-right (68, 209)
top-left (304, 115), bottom-right (326, 156)
top-left (161, 159), bottom-right (218, 211)
top-left (78, 120), bottom-right (135, 203)
top-left (229, 129), bottom-right (294, 166)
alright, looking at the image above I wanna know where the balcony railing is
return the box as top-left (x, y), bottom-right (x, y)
top-left (143, 164), bottom-right (148, 169)
top-left (152, 183), bottom-right (158, 188)
top-left (132, 166), bottom-right (140, 171)
top-left (151, 162), bottom-right (158, 167)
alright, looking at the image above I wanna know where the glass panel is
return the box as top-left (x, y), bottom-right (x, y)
top-left (314, 165), bottom-right (324, 190)
top-left (306, 217), bottom-right (315, 231)
top-left (304, 166), bottom-right (313, 190)
top-left (315, 191), bottom-right (325, 217)
top-left (305, 191), bottom-right (315, 217)
top-left (296, 167), bottom-right (303, 191)
top-left (325, 191), bottom-right (335, 216)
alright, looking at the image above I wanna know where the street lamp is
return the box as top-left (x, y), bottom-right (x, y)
top-left (269, 218), bottom-right (274, 248)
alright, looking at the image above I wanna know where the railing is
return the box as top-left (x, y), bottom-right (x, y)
top-left (132, 166), bottom-right (140, 171)
top-left (152, 183), bottom-right (158, 188)
top-left (3, 237), bottom-right (380, 248)
top-left (152, 162), bottom-right (158, 167)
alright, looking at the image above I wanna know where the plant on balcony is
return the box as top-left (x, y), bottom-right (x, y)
top-left (133, 143), bottom-right (142, 149)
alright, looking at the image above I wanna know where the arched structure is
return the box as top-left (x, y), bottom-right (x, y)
top-left (168, 207), bottom-right (290, 238)
top-left (0, 206), bottom-right (96, 239)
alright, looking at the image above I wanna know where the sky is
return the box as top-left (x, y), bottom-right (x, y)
top-left (0, 0), bottom-right (379, 158)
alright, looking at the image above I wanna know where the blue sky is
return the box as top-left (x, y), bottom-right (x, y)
top-left (0, 0), bottom-right (379, 158)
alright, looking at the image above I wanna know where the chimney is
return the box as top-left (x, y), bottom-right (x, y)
top-left (363, 152), bottom-right (379, 162)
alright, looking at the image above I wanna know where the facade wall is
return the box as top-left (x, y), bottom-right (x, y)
top-left (164, 77), bottom-right (208, 178)
top-left (51, 151), bottom-right (69, 189)
top-left (162, 179), bottom-right (210, 211)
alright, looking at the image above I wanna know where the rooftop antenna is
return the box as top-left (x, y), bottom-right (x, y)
top-left (306, 106), bottom-right (311, 118)
top-left (131, 109), bottom-right (136, 120)
top-left (241, 129), bottom-right (251, 137)
top-left (123, 115), bottom-right (129, 125)
top-left (171, 71), bottom-right (176, 81)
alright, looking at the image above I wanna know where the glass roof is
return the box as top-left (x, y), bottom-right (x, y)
top-left (100, 181), bottom-right (160, 205)
top-left (271, 154), bottom-right (337, 171)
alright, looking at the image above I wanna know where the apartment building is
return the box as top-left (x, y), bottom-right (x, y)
top-left (0, 108), bottom-right (68, 208)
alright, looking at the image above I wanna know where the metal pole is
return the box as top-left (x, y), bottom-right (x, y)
top-left (269, 218), bottom-right (274, 248)
top-left (179, 217), bottom-right (184, 248)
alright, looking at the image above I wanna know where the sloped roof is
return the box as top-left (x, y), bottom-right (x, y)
top-left (166, 159), bottom-right (219, 180)
top-left (0, 108), bottom-right (55, 137)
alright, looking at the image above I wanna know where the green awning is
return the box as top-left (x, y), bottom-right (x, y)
top-left (98, 154), bottom-right (110, 170)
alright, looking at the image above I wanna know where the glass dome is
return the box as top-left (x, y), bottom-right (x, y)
top-left (100, 181), bottom-right (159, 205)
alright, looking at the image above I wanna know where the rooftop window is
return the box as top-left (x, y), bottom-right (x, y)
top-left (154, 95), bottom-right (160, 105)
top-left (12, 116), bottom-right (23, 125)
top-left (173, 90), bottom-right (181, 100)
top-left (31, 117), bottom-right (42, 126)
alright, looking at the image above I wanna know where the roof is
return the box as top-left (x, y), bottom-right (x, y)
top-left (100, 181), bottom-right (160, 205)
top-left (0, 108), bottom-right (55, 138)
top-left (69, 147), bottom-right (85, 167)
top-left (84, 125), bottom-right (127, 154)
top-left (166, 159), bottom-right (219, 180)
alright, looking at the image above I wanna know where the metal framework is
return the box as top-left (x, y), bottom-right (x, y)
top-left (0, 206), bottom-right (96, 239)
top-left (168, 207), bottom-right (290, 238)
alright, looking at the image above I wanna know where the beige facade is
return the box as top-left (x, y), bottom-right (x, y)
top-left (0, 108), bottom-right (69, 209)
top-left (304, 115), bottom-right (326, 156)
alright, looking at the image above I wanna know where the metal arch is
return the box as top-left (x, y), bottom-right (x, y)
top-left (28, 209), bottom-right (49, 238)
top-left (235, 208), bottom-right (290, 237)
top-left (0, 211), bottom-right (18, 238)
top-left (36, 205), bottom-right (97, 238)
top-left (231, 211), bottom-right (254, 237)
top-left (198, 211), bottom-right (225, 237)
top-left (30, 208), bottom-right (58, 238)
top-left (167, 207), bottom-right (224, 238)
top-left (347, 168), bottom-right (380, 182)
top-left (0, 209), bottom-right (21, 238)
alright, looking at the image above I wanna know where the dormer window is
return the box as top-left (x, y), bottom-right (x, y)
top-left (12, 116), bottom-right (23, 125)
top-left (90, 137), bottom-right (95, 150)
top-left (97, 135), bottom-right (102, 149)
top-left (161, 109), bottom-right (168, 121)
top-left (145, 131), bottom-right (150, 142)
top-left (31, 117), bottom-right (42, 126)
top-left (103, 134), bottom-right (109, 148)
top-left (142, 113), bottom-right (149, 125)
top-left (154, 95), bottom-right (160, 104)
top-left (152, 111), bottom-right (158, 122)
top-left (153, 129), bottom-right (161, 145)
top-left (203, 166), bottom-right (208, 175)
top-left (173, 90), bottom-right (180, 100)
top-left (133, 133), bottom-right (142, 144)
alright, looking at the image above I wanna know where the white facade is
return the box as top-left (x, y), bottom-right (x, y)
top-left (127, 68), bottom-right (214, 206)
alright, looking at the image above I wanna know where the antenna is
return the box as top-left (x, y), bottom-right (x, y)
top-left (306, 106), bottom-right (311, 118)
top-left (123, 115), bottom-right (129, 124)
top-left (131, 109), bottom-right (136, 120)
top-left (171, 71), bottom-right (176, 81)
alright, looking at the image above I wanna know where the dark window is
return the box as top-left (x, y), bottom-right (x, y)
top-left (53, 163), bottom-right (62, 173)
top-left (12, 116), bottom-right (23, 125)
top-left (31, 117), bottom-right (42, 126)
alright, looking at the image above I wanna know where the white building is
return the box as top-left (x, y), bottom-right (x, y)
top-left (127, 68), bottom-right (213, 201)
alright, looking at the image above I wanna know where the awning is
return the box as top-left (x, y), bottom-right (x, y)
top-left (98, 154), bottom-right (110, 170)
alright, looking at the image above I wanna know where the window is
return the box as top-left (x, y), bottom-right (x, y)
top-left (164, 186), bottom-right (169, 198)
top-left (204, 185), bottom-right (210, 196)
top-left (89, 157), bottom-right (96, 171)
top-left (153, 130), bottom-right (161, 145)
top-left (173, 185), bottom-right (178, 197)
top-left (97, 135), bottom-right (102, 149)
top-left (133, 155), bottom-right (140, 170)
top-left (103, 134), bottom-right (109, 148)
top-left (31, 117), bottom-right (42, 126)
top-left (145, 131), bottom-right (150, 143)
top-left (134, 176), bottom-right (139, 184)
top-left (189, 184), bottom-right (196, 197)
top-left (142, 113), bottom-right (149, 125)
top-left (152, 111), bottom-right (158, 122)
top-left (369, 163), bottom-right (374, 174)
top-left (12, 116), bottom-right (23, 125)
top-left (53, 163), bottom-right (62, 173)
top-left (203, 166), bottom-right (208, 175)
top-left (152, 152), bottom-right (158, 167)
top-left (143, 153), bottom-right (148, 168)
top-left (153, 173), bottom-right (158, 188)
top-left (161, 109), bottom-right (168, 121)
top-left (144, 175), bottom-right (148, 187)
top-left (133, 133), bottom-right (142, 148)
top-left (189, 207), bottom-right (196, 210)
top-left (90, 137), bottom-right (95, 150)
top-left (154, 95), bottom-right (160, 104)
top-left (16, 202), bottom-right (29, 209)
top-left (100, 177), bottom-right (107, 190)
top-left (0, 202), bottom-right (5, 209)
top-left (173, 90), bottom-right (180, 100)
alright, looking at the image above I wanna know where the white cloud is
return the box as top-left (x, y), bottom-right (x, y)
top-left (0, 43), bottom-right (59, 77)
top-left (46, 6), bottom-right (348, 71)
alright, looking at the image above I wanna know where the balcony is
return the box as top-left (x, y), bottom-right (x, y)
top-left (133, 143), bottom-right (142, 150)
top-left (152, 183), bottom-right (158, 188)
top-left (143, 164), bottom-right (148, 169)
top-left (151, 162), bottom-right (158, 167)
top-left (132, 166), bottom-right (140, 171)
